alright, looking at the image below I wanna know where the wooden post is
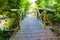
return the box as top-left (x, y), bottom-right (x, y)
top-left (43, 9), bottom-right (46, 29)
top-left (15, 11), bottom-right (20, 30)
top-left (10, 9), bottom-right (20, 30)
top-left (47, 17), bottom-right (54, 28)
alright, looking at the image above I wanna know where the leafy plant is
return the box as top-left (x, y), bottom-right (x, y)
top-left (1, 18), bottom-right (14, 30)
top-left (0, 29), bottom-right (10, 40)
top-left (35, 0), bottom-right (57, 8)
top-left (8, 0), bottom-right (20, 9)
top-left (48, 12), bottom-right (60, 24)
top-left (40, 12), bottom-right (53, 20)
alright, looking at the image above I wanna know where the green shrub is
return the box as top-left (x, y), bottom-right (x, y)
top-left (0, 29), bottom-right (10, 40)
top-left (40, 12), bottom-right (60, 24)
top-left (1, 18), bottom-right (14, 30)
top-left (50, 13), bottom-right (60, 24)
top-left (40, 13), bottom-right (53, 20)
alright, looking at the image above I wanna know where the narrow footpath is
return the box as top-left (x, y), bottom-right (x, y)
top-left (10, 12), bottom-right (59, 40)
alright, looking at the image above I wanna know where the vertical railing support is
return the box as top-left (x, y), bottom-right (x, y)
top-left (10, 9), bottom-right (20, 30)
top-left (43, 9), bottom-right (46, 29)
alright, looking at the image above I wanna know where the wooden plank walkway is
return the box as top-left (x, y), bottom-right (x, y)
top-left (10, 12), bottom-right (60, 40)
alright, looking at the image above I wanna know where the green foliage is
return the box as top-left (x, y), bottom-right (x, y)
top-left (18, 0), bottom-right (31, 18)
top-left (8, 0), bottom-right (20, 9)
top-left (19, 0), bottom-right (31, 11)
top-left (0, 0), bottom-right (31, 18)
top-left (35, 0), bottom-right (45, 8)
top-left (0, 18), bottom-right (14, 40)
top-left (1, 18), bottom-right (14, 30)
top-left (36, 0), bottom-right (60, 24)
top-left (40, 13), bottom-right (53, 20)
top-left (0, 0), bottom-right (31, 30)
top-left (35, 0), bottom-right (57, 8)
top-left (0, 29), bottom-right (10, 40)
top-left (47, 14), bottom-right (53, 20)
top-left (0, 0), bottom-right (31, 40)
top-left (0, 0), bottom-right (8, 14)
top-left (41, 12), bottom-right (60, 24)
top-left (52, 13), bottom-right (60, 24)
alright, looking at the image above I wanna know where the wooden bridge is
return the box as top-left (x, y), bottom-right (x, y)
top-left (10, 10), bottom-right (60, 40)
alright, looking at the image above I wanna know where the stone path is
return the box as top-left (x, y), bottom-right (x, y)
top-left (10, 13), bottom-right (59, 40)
